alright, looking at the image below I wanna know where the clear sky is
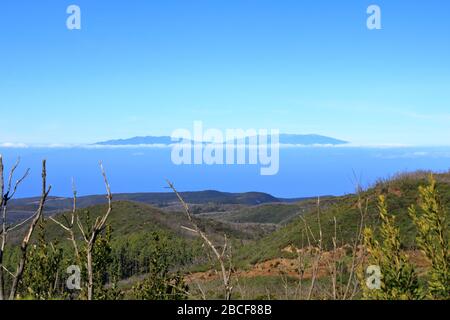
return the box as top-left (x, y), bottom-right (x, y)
top-left (0, 0), bottom-right (449, 146)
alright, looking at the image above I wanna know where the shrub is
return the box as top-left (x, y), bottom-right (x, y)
top-left (362, 195), bottom-right (421, 299)
top-left (131, 233), bottom-right (188, 300)
top-left (408, 176), bottom-right (449, 299)
top-left (21, 220), bottom-right (64, 300)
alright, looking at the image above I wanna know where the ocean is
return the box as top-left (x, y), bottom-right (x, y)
top-left (0, 146), bottom-right (449, 199)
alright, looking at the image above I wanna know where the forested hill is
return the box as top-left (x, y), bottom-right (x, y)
top-left (7, 190), bottom-right (284, 224)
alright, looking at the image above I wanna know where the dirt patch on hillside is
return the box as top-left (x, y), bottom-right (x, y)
top-left (186, 248), bottom-right (429, 283)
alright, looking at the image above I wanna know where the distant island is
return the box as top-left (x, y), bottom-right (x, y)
top-left (95, 134), bottom-right (348, 146)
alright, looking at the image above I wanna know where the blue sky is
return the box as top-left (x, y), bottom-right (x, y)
top-left (0, 0), bottom-right (449, 145)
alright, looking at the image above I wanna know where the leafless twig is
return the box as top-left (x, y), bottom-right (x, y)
top-left (167, 180), bottom-right (233, 300)
top-left (0, 156), bottom-right (32, 300)
top-left (307, 197), bottom-right (323, 300)
top-left (50, 178), bottom-right (80, 260)
top-left (9, 160), bottom-right (51, 300)
top-left (76, 162), bottom-right (112, 300)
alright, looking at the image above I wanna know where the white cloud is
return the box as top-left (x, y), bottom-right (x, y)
top-left (0, 142), bottom-right (29, 148)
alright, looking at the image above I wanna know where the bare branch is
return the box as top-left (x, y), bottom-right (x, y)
top-left (71, 178), bottom-right (77, 226)
top-left (0, 155), bottom-right (4, 300)
top-left (49, 216), bottom-right (71, 232)
top-left (195, 281), bottom-right (207, 300)
top-left (8, 169), bottom-right (30, 200)
top-left (77, 215), bottom-right (88, 242)
top-left (9, 160), bottom-right (51, 300)
top-left (7, 212), bottom-right (37, 233)
top-left (95, 162), bottom-right (112, 232)
top-left (6, 157), bottom-right (21, 195)
top-left (0, 155), bottom-right (4, 209)
top-left (1, 156), bottom-right (31, 300)
top-left (342, 196), bottom-right (367, 300)
top-left (221, 234), bottom-right (228, 258)
top-left (181, 225), bottom-right (197, 233)
top-left (1, 266), bottom-right (14, 278)
top-left (307, 197), bottom-right (323, 300)
top-left (167, 180), bottom-right (233, 300)
top-left (74, 162), bottom-right (113, 300)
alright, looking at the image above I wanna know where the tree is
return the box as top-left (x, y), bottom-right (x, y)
top-left (20, 220), bottom-right (64, 299)
top-left (408, 175), bottom-right (449, 299)
top-left (362, 195), bottom-right (421, 300)
top-left (86, 225), bottom-right (122, 300)
top-left (132, 232), bottom-right (188, 300)
top-left (167, 180), bottom-right (234, 300)
top-left (52, 162), bottom-right (113, 300)
top-left (0, 157), bottom-right (51, 300)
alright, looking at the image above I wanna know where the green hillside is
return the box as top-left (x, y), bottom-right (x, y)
top-left (234, 172), bottom-right (450, 266)
top-left (210, 197), bottom-right (336, 224)
top-left (11, 171), bottom-right (449, 271)
top-left (4, 171), bottom-right (449, 300)
top-left (7, 190), bottom-right (283, 224)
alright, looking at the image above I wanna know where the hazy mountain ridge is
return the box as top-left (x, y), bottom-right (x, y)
top-left (96, 134), bottom-right (348, 146)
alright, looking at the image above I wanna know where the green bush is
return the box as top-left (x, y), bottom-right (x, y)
top-left (408, 176), bottom-right (449, 299)
top-left (131, 233), bottom-right (188, 300)
top-left (362, 176), bottom-right (449, 300)
top-left (362, 195), bottom-right (421, 300)
top-left (20, 220), bottom-right (65, 300)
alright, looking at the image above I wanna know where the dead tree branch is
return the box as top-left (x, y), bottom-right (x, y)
top-left (167, 180), bottom-right (233, 300)
top-left (50, 179), bottom-right (80, 260)
top-left (307, 197), bottom-right (323, 300)
top-left (342, 194), bottom-right (367, 300)
top-left (76, 162), bottom-right (112, 300)
top-left (0, 155), bottom-right (4, 300)
top-left (0, 156), bottom-right (32, 300)
top-left (9, 160), bottom-right (51, 300)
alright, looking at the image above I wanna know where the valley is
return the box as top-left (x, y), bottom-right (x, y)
top-left (5, 170), bottom-right (449, 299)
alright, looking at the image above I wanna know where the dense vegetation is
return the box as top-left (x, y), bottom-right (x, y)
top-left (234, 172), bottom-right (450, 266)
